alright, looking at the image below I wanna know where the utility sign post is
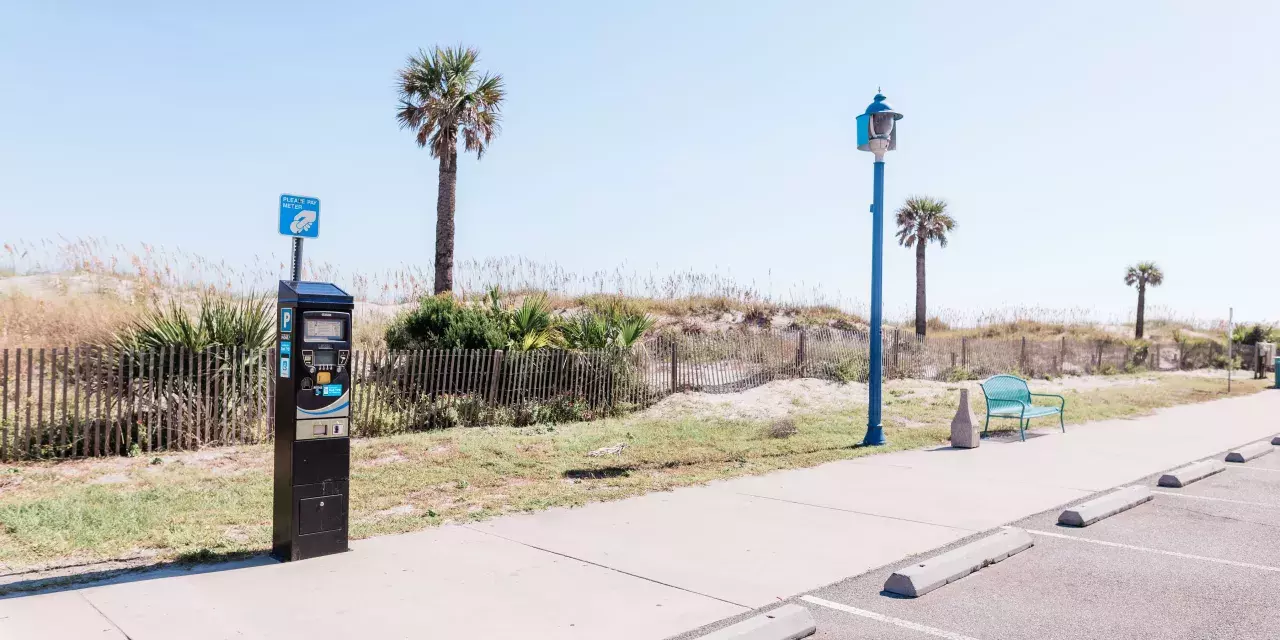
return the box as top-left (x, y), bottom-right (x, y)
top-left (279, 194), bottom-right (320, 281)
top-left (1228, 307), bottom-right (1234, 393)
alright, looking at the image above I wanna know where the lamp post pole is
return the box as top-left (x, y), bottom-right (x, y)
top-left (856, 91), bottom-right (901, 447)
top-left (865, 157), bottom-right (886, 445)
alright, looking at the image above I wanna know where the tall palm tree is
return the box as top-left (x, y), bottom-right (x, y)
top-left (397, 46), bottom-right (505, 294)
top-left (1124, 262), bottom-right (1164, 339)
top-left (894, 196), bottom-right (956, 336)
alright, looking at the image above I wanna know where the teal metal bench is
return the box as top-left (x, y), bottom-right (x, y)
top-left (978, 374), bottom-right (1065, 442)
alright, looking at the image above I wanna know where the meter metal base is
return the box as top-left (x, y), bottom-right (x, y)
top-left (272, 438), bottom-right (350, 561)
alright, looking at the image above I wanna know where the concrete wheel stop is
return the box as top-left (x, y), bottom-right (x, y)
top-left (1225, 441), bottom-right (1273, 463)
top-left (693, 604), bottom-right (816, 640)
top-left (883, 528), bottom-right (1033, 598)
top-left (1058, 486), bottom-right (1152, 527)
top-left (1158, 460), bottom-right (1226, 488)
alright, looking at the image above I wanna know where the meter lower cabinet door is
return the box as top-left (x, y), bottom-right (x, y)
top-left (298, 493), bottom-right (347, 535)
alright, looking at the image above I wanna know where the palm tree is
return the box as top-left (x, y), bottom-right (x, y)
top-left (397, 46), bottom-right (505, 294)
top-left (894, 196), bottom-right (956, 336)
top-left (1124, 262), bottom-right (1164, 339)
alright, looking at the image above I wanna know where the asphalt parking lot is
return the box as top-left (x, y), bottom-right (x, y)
top-left (679, 440), bottom-right (1280, 640)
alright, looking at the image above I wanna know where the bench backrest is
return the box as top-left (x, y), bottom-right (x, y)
top-left (980, 374), bottom-right (1032, 408)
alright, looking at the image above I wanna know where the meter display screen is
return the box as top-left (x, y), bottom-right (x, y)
top-left (314, 351), bottom-right (337, 366)
top-left (303, 318), bottom-right (344, 342)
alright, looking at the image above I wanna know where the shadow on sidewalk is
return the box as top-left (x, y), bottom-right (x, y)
top-left (0, 550), bottom-right (276, 600)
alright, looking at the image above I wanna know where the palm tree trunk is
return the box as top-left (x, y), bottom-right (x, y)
top-left (915, 240), bottom-right (927, 336)
top-left (434, 145), bottom-right (458, 294)
top-left (1135, 282), bottom-right (1146, 339)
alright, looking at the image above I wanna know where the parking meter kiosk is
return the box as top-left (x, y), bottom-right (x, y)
top-left (273, 281), bottom-right (354, 561)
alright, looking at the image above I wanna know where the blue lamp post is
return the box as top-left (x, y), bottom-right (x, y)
top-left (856, 92), bottom-right (903, 446)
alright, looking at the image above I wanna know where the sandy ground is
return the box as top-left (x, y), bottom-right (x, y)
top-left (636, 372), bottom-right (1193, 423)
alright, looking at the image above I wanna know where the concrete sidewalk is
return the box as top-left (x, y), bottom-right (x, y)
top-left (4, 390), bottom-right (1278, 640)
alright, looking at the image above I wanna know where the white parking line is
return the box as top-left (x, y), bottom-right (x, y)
top-left (1025, 529), bottom-right (1280, 572)
top-left (1151, 490), bottom-right (1280, 508)
top-left (1224, 465), bottom-right (1280, 474)
top-left (800, 595), bottom-right (985, 640)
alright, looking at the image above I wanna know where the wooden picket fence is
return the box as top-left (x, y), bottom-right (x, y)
top-left (0, 331), bottom-right (1246, 461)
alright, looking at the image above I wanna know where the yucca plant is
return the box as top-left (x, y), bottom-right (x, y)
top-left (83, 295), bottom-right (276, 448)
top-left (120, 295), bottom-right (275, 353)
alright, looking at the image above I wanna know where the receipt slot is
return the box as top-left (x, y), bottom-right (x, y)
top-left (273, 281), bottom-right (354, 561)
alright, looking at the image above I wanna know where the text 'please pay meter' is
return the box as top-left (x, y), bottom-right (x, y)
top-left (273, 281), bottom-right (354, 561)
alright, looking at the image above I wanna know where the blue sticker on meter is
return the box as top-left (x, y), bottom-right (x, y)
top-left (280, 308), bottom-right (293, 333)
top-left (279, 356), bottom-right (290, 378)
top-left (320, 384), bottom-right (343, 397)
top-left (280, 341), bottom-right (291, 356)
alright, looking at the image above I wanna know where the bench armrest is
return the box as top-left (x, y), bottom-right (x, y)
top-left (1030, 393), bottom-right (1065, 410)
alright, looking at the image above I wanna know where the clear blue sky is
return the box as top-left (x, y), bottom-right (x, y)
top-left (2, 1), bottom-right (1277, 324)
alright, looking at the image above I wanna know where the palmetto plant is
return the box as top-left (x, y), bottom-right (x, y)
top-left (895, 196), bottom-right (956, 337)
top-left (396, 46), bottom-right (505, 295)
top-left (562, 303), bottom-right (656, 350)
top-left (1124, 262), bottom-right (1164, 339)
top-left (507, 295), bottom-right (562, 351)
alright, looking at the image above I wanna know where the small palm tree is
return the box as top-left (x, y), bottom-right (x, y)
top-left (1124, 262), bottom-right (1164, 339)
top-left (894, 196), bottom-right (956, 336)
top-left (397, 46), bottom-right (505, 294)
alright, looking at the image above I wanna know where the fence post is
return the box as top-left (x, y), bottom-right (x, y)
top-left (1096, 340), bottom-right (1104, 371)
top-left (487, 350), bottom-right (504, 404)
top-left (961, 337), bottom-right (967, 368)
top-left (951, 352), bottom-right (956, 369)
top-left (795, 330), bottom-right (807, 378)
top-left (1060, 337), bottom-right (1066, 375)
top-left (892, 329), bottom-right (900, 376)
top-left (670, 342), bottom-right (679, 393)
top-left (1020, 336), bottom-right (1027, 373)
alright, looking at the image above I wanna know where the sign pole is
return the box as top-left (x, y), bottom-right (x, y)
top-left (290, 237), bottom-right (304, 282)
top-left (1227, 307), bottom-right (1233, 393)
top-left (279, 194), bottom-right (319, 281)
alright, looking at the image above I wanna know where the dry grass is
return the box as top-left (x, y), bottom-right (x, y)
top-left (0, 373), bottom-right (1266, 580)
top-left (2, 237), bottom-right (1249, 350)
top-left (0, 291), bottom-right (141, 349)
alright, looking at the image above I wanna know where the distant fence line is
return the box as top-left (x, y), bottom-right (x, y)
top-left (0, 330), bottom-right (1257, 461)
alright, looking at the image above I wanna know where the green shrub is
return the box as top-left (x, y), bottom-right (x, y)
top-left (832, 354), bottom-right (870, 383)
top-left (531, 396), bottom-right (590, 424)
top-left (385, 295), bottom-right (507, 350)
top-left (1212, 354), bottom-right (1242, 370)
top-left (944, 366), bottom-right (979, 382)
top-left (1125, 339), bottom-right (1151, 367)
top-left (1233, 324), bottom-right (1274, 346)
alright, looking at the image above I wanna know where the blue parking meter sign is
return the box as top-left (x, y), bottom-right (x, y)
top-left (279, 194), bottom-right (320, 238)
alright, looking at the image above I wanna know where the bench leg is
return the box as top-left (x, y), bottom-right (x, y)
top-left (1019, 419), bottom-right (1026, 442)
top-left (983, 414), bottom-right (990, 435)
top-left (1059, 412), bottom-right (1065, 433)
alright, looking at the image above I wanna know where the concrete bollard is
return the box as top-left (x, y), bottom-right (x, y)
top-left (951, 388), bottom-right (979, 448)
